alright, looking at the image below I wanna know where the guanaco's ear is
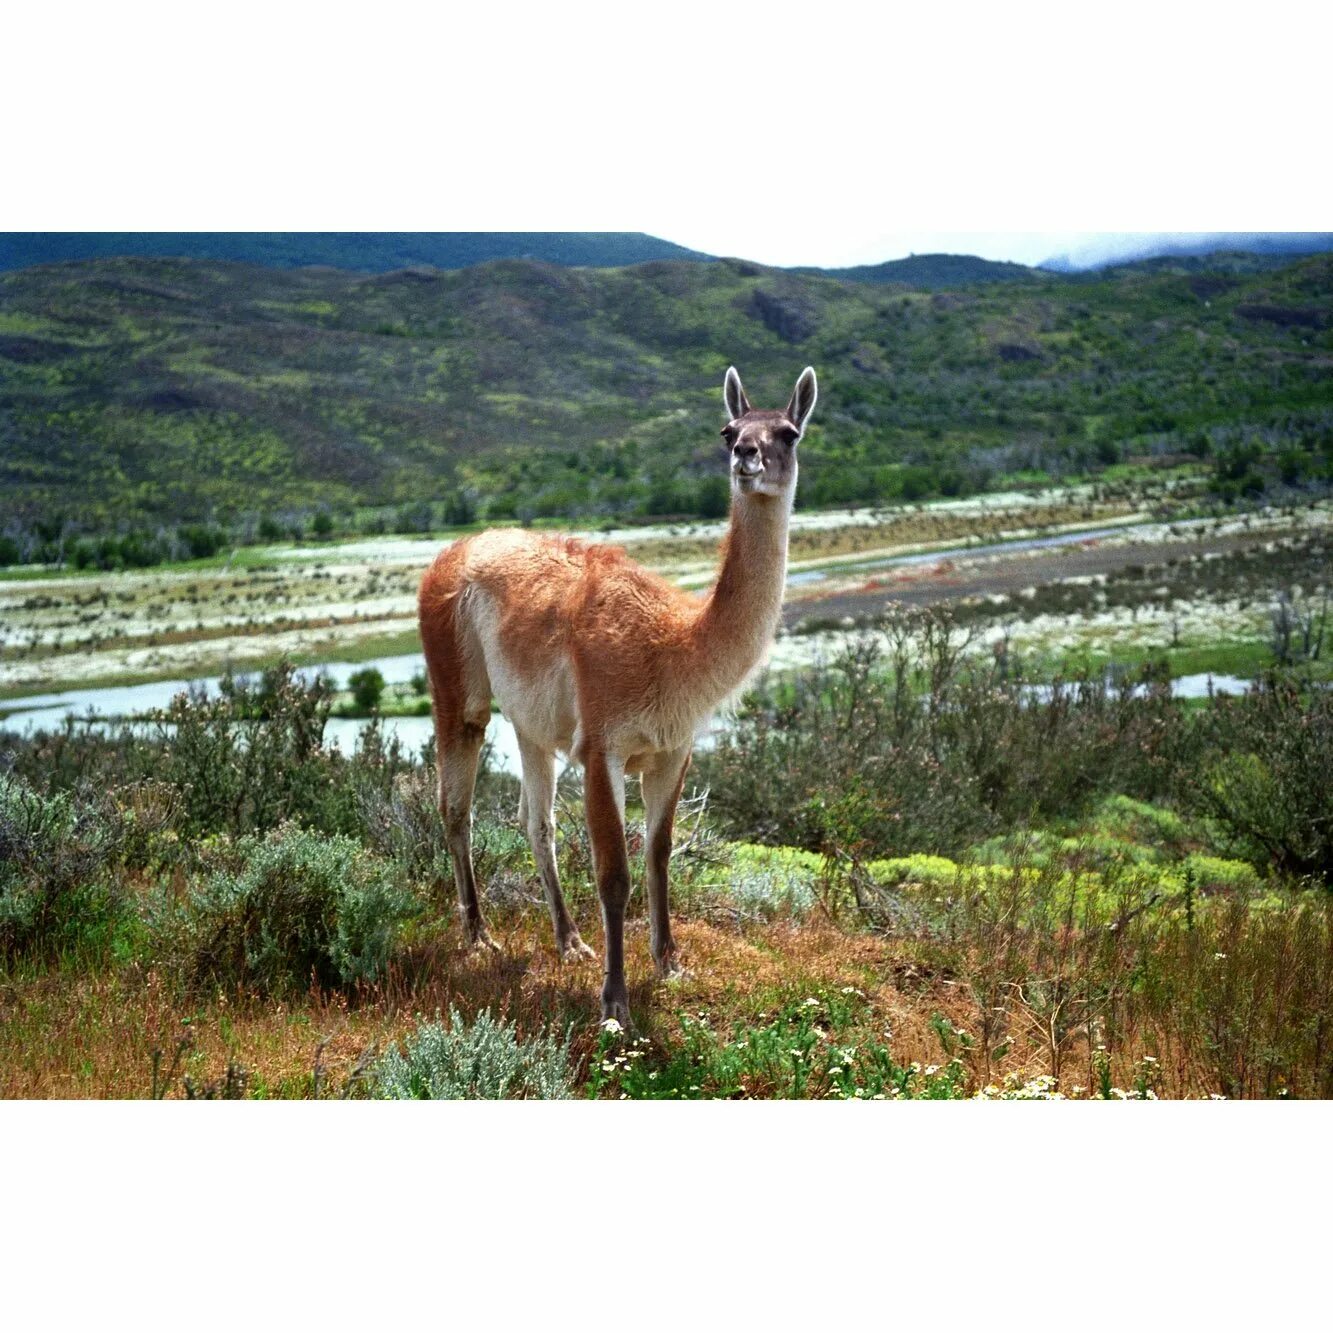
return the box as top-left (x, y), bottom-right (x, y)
top-left (723, 365), bottom-right (751, 421)
top-left (785, 366), bottom-right (818, 437)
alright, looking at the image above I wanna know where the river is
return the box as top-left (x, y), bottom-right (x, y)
top-left (0, 643), bottom-right (1253, 779)
top-left (0, 653), bottom-right (526, 774)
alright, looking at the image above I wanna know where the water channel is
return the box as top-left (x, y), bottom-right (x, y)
top-left (0, 643), bottom-right (1251, 778)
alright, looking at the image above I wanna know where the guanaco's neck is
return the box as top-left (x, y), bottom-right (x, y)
top-left (690, 488), bottom-right (792, 700)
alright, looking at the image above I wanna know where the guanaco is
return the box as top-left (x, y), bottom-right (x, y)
top-left (418, 365), bottom-right (817, 1023)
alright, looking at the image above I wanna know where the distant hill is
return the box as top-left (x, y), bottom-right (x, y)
top-left (9, 232), bottom-right (1330, 289)
top-left (0, 232), bottom-right (713, 275)
top-left (1, 234), bottom-right (1047, 292)
top-left (797, 253), bottom-right (1042, 288)
top-left (1043, 233), bottom-right (1333, 273)
top-left (1074, 250), bottom-right (1318, 281)
top-left (1, 252), bottom-right (1329, 540)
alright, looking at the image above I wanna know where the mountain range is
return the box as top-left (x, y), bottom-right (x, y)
top-left (0, 232), bottom-right (710, 277)
top-left (2, 247), bottom-right (1328, 542)
top-left (4, 232), bottom-right (1332, 287)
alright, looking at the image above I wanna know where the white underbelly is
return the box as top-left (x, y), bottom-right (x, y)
top-left (465, 585), bottom-right (707, 764)
top-left (489, 651), bottom-right (578, 753)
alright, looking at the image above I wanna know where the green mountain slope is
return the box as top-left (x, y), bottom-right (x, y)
top-left (796, 253), bottom-right (1041, 287)
top-left (0, 232), bottom-right (711, 275)
top-left (1, 253), bottom-right (1330, 536)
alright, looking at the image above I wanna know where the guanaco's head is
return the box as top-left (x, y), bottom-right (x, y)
top-left (721, 365), bottom-right (817, 501)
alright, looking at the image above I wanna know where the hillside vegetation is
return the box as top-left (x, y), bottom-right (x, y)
top-left (1, 252), bottom-right (1330, 553)
top-left (0, 232), bottom-right (711, 275)
top-left (794, 252), bottom-right (1041, 286)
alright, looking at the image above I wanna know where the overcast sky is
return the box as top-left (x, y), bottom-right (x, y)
top-left (7, 10), bottom-right (1326, 275)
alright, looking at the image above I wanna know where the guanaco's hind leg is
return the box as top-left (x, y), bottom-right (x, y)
top-left (437, 719), bottom-right (498, 951)
top-left (421, 568), bottom-right (497, 953)
top-left (641, 745), bottom-right (692, 979)
top-left (516, 732), bottom-right (594, 962)
top-left (583, 747), bottom-right (632, 1025)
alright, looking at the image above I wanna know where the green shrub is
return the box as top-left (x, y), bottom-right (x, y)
top-left (0, 773), bottom-right (128, 960)
top-left (696, 611), bottom-right (1180, 862)
top-left (160, 663), bottom-right (409, 839)
top-left (730, 843), bottom-right (823, 876)
top-left (1181, 854), bottom-right (1262, 896)
top-left (157, 663), bottom-right (336, 836)
top-left (723, 843), bottom-right (818, 919)
top-left (3, 665), bottom-right (414, 843)
top-left (159, 825), bottom-right (419, 994)
top-left (374, 1007), bottom-right (572, 1099)
top-left (1054, 834), bottom-right (1161, 868)
top-left (176, 523), bottom-right (227, 560)
top-left (865, 853), bottom-right (961, 887)
top-left (347, 668), bottom-right (385, 713)
top-left (1094, 795), bottom-right (1189, 851)
top-left (356, 767), bottom-right (450, 883)
top-left (1181, 676), bottom-right (1333, 881)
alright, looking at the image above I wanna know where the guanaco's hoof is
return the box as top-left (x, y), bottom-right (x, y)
top-left (654, 949), bottom-right (687, 981)
top-left (559, 935), bottom-right (597, 963)
top-left (600, 995), bottom-right (632, 1030)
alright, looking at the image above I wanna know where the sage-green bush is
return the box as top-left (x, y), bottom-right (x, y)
top-left (159, 824), bottom-right (419, 994)
top-left (723, 843), bottom-right (819, 919)
top-left (0, 773), bottom-right (126, 959)
top-left (374, 1007), bottom-right (572, 1099)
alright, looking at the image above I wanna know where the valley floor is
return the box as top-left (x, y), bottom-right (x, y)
top-left (2, 482), bottom-right (1328, 698)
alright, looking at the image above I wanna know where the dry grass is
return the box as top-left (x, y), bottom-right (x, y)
top-left (0, 907), bottom-right (889, 1097)
top-left (3, 887), bottom-right (1281, 1099)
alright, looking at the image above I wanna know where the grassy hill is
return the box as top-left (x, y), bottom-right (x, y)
top-left (795, 253), bottom-right (1040, 287)
top-left (1043, 232), bottom-right (1333, 273)
top-left (0, 232), bottom-right (711, 275)
top-left (1068, 250), bottom-right (1322, 280)
top-left (1, 251), bottom-right (1330, 550)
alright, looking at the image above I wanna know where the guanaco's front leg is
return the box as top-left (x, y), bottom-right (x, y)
top-left (641, 745), bottom-right (692, 979)
top-left (583, 748), bottom-right (631, 1025)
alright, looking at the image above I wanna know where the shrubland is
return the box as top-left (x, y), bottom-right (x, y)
top-left (1, 617), bottom-right (1330, 1099)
